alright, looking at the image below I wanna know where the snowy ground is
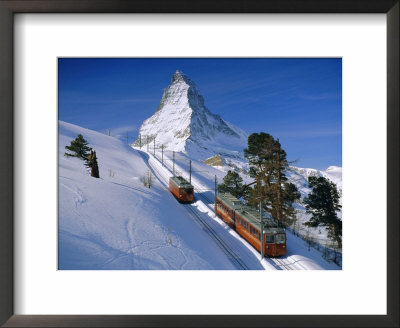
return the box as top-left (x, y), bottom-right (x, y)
top-left (59, 121), bottom-right (340, 270)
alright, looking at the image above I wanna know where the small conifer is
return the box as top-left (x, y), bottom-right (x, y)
top-left (218, 170), bottom-right (245, 198)
top-left (64, 134), bottom-right (92, 160)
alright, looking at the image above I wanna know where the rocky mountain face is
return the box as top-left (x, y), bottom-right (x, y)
top-left (133, 71), bottom-right (248, 160)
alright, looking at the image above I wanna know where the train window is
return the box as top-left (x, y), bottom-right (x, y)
top-left (187, 189), bottom-right (193, 194)
top-left (275, 234), bottom-right (286, 244)
top-left (266, 234), bottom-right (274, 243)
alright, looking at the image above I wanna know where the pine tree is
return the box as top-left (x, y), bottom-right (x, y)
top-left (85, 150), bottom-right (100, 178)
top-left (244, 132), bottom-right (300, 225)
top-left (218, 170), bottom-right (245, 198)
top-left (303, 176), bottom-right (342, 248)
top-left (278, 182), bottom-right (301, 226)
top-left (64, 134), bottom-right (92, 160)
top-left (244, 133), bottom-right (276, 210)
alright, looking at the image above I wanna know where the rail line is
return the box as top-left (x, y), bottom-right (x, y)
top-left (184, 204), bottom-right (249, 270)
top-left (138, 151), bottom-right (249, 270)
top-left (270, 258), bottom-right (294, 270)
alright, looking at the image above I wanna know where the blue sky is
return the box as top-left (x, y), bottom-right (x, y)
top-left (58, 58), bottom-right (341, 170)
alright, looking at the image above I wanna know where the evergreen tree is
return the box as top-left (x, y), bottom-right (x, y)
top-left (303, 176), bottom-right (342, 248)
top-left (64, 134), bottom-right (92, 160)
top-left (276, 182), bottom-right (301, 226)
top-left (218, 170), bottom-right (245, 198)
top-left (244, 132), bottom-right (300, 225)
top-left (85, 150), bottom-right (100, 178)
top-left (244, 133), bottom-right (276, 209)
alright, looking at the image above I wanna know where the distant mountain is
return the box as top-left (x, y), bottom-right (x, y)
top-left (133, 71), bottom-right (248, 160)
top-left (287, 166), bottom-right (342, 200)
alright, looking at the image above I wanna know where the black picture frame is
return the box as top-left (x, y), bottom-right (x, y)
top-left (0, 1), bottom-right (398, 327)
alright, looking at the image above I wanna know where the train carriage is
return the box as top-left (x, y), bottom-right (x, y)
top-left (169, 176), bottom-right (194, 203)
top-left (215, 193), bottom-right (286, 257)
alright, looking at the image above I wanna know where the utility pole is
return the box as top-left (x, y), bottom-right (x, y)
top-left (173, 151), bottom-right (175, 176)
top-left (260, 201), bottom-right (264, 259)
top-left (147, 136), bottom-right (149, 152)
top-left (214, 175), bottom-right (217, 213)
top-left (161, 144), bottom-right (164, 167)
top-left (153, 138), bottom-right (155, 156)
top-left (139, 134), bottom-right (142, 149)
top-left (189, 160), bottom-right (192, 184)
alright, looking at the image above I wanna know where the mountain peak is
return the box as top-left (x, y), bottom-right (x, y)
top-left (134, 71), bottom-right (248, 160)
top-left (171, 70), bottom-right (187, 82)
top-left (170, 70), bottom-right (197, 89)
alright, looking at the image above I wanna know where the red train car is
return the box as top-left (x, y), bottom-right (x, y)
top-left (169, 176), bottom-right (194, 203)
top-left (215, 193), bottom-right (286, 257)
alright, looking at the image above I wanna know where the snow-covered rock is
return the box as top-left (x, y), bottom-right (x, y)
top-left (133, 71), bottom-right (248, 160)
top-left (288, 165), bottom-right (342, 198)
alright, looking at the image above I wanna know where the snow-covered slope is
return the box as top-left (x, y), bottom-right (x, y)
top-left (59, 121), bottom-right (340, 270)
top-left (289, 165), bottom-right (342, 196)
top-left (59, 121), bottom-right (239, 269)
top-left (133, 71), bottom-right (248, 160)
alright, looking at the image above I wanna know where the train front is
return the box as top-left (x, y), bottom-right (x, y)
top-left (180, 185), bottom-right (194, 203)
top-left (264, 227), bottom-right (287, 257)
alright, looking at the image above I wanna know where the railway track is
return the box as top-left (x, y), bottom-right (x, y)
top-left (138, 151), bottom-right (249, 270)
top-left (270, 258), bottom-right (294, 270)
top-left (184, 204), bottom-right (249, 270)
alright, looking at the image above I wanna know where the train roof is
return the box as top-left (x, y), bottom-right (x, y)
top-left (216, 193), bottom-right (243, 210)
top-left (216, 193), bottom-right (285, 235)
top-left (170, 176), bottom-right (193, 189)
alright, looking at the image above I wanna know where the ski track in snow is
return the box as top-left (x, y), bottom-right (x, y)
top-left (60, 182), bottom-right (87, 208)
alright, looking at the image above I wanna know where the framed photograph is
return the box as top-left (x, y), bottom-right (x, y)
top-left (0, 1), bottom-right (398, 327)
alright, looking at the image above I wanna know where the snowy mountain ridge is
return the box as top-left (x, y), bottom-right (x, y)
top-left (133, 71), bottom-right (248, 160)
top-left (288, 165), bottom-right (342, 198)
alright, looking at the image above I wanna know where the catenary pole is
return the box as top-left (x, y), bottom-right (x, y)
top-left (260, 201), bottom-right (264, 259)
top-left (173, 151), bottom-right (175, 176)
top-left (189, 160), bottom-right (192, 184)
top-left (161, 144), bottom-right (164, 167)
top-left (214, 175), bottom-right (217, 213)
top-left (153, 138), bottom-right (155, 156)
top-left (139, 134), bottom-right (141, 149)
